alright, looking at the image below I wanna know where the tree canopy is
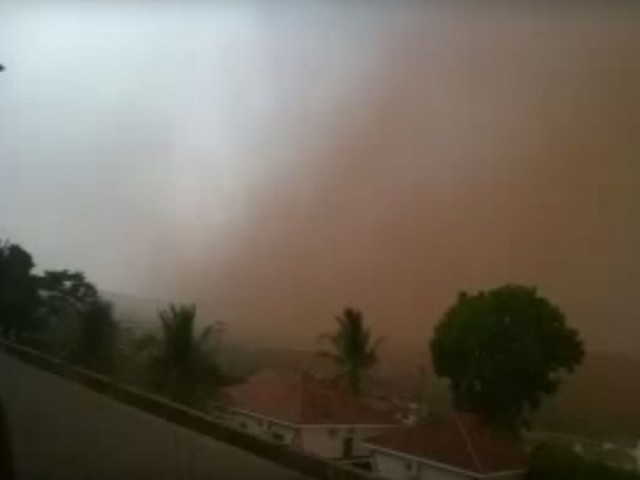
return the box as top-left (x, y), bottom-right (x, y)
top-left (0, 241), bottom-right (39, 337)
top-left (38, 270), bottom-right (98, 312)
top-left (36, 269), bottom-right (106, 357)
top-left (430, 284), bottom-right (584, 433)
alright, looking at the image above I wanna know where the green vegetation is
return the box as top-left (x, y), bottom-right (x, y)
top-left (38, 270), bottom-right (99, 319)
top-left (0, 241), bottom-right (117, 372)
top-left (136, 303), bottom-right (223, 407)
top-left (318, 307), bottom-right (383, 395)
top-left (0, 241), bottom-right (39, 338)
top-left (0, 239), bottom-right (227, 409)
top-left (9, 238), bottom-right (635, 480)
top-left (528, 443), bottom-right (640, 480)
top-left (36, 269), bottom-right (111, 366)
top-left (74, 299), bottom-right (118, 374)
top-left (430, 284), bottom-right (584, 433)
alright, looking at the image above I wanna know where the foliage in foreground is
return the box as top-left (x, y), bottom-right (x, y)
top-left (527, 443), bottom-right (640, 480)
top-left (0, 239), bottom-right (236, 410)
top-left (318, 307), bottom-right (383, 395)
top-left (74, 299), bottom-right (118, 374)
top-left (431, 284), bottom-right (584, 433)
top-left (0, 240), bottom-right (119, 375)
top-left (0, 241), bottom-right (39, 337)
top-left (38, 269), bottom-right (99, 330)
top-left (138, 303), bottom-right (223, 407)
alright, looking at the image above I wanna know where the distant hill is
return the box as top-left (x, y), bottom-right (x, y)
top-left (100, 291), bottom-right (166, 327)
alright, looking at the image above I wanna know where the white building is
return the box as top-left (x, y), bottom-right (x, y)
top-left (219, 370), bottom-right (399, 459)
top-left (364, 413), bottom-right (528, 480)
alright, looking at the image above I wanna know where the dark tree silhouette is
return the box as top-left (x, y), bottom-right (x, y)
top-left (430, 284), bottom-right (584, 433)
top-left (319, 307), bottom-right (383, 395)
top-left (75, 299), bottom-right (118, 374)
top-left (37, 270), bottom-right (99, 325)
top-left (36, 269), bottom-right (102, 356)
top-left (141, 303), bottom-right (222, 406)
top-left (0, 241), bottom-right (39, 338)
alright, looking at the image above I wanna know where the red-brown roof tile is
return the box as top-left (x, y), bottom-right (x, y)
top-left (366, 413), bottom-right (528, 475)
top-left (224, 370), bottom-right (398, 425)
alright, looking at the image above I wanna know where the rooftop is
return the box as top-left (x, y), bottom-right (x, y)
top-left (366, 413), bottom-right (529, 475)
top-left (223, 370), bottom-right (398, 426)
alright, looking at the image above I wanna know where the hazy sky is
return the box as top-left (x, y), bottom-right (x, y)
top-left (1, 2), bottom-right (639, 355)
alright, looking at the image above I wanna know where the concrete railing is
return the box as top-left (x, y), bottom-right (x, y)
top-left (0, 339), bottom-right (381, 480)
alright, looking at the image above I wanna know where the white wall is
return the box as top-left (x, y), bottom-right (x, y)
top-left (265, 420), bottom-right (298, 445)
top-left (418, 463), bottom-right (476, 480)
top-left (301, 426), bottom-right (395, 459)
top-left (488, 474), bottom-right (523, 480)
top-left (228, 411), bottom-right (298, 445)
top-left (353, 426), bottom-right (394, 456)
top-left (372, 450), bottom-right (470, 480)
top-left (225, 408), bottom-right (395, 459)
top-left (301, 427), bottom-right (341, 458)
top-left (371, 450), bottom-right (525, 480)
top-left (232, 411), bottom-right (265, 436)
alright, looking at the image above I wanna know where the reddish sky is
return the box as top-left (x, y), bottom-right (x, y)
top-left (1, 3), bottom-right (638, 357)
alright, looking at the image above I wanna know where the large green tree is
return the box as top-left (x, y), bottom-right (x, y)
top-left (142, 303), bottom-right (222, 406)
top-left (430, 285), bottom-right (584, 433)
top-left (37, 270), bottom-right (98, 325)
top-left (36, 269), bottom-right (102, 356)
top-left (0, 241), bottom-right (39, 338)
top-left (319, 307), bottom-right (383, 395)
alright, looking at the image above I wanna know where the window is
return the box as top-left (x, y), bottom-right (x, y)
top-left (271, 431), bottom-right (285, 442)
top-left (239, 421), bottom-right (248, 431)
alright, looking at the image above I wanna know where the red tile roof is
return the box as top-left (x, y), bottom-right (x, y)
top-left (366, 413), bottom-right (528, 475)
top-left (224, 370), bottom-right (398, 425)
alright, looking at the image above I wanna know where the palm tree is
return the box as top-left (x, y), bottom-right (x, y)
top-left (144, 303), bottom-right (221, 406)
top-left (318, 307), bottom-right (383, 395)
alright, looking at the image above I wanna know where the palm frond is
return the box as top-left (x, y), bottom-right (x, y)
top-left (317, 306), bottom-right (383, 395)
top-left (150, 303), bottom-right (221, 406)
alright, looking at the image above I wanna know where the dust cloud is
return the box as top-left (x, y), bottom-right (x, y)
top-left (1, 3), bottom-right (639, 359)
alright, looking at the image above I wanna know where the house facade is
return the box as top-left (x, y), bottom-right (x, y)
top-left (365, 413), bottom-right (528, 480)
top-left (219, 370), bottom-right (399, 459)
